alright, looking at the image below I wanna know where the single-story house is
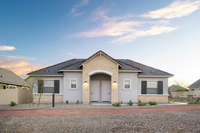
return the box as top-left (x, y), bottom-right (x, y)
top-left (168, 85), bottom-right (188, 92)
top-left (27, 50), bottom-right (173, 103)
top-left (0, 67), bottom-right (32, 104)
top-left (188, 79), bottom-right (200, 91)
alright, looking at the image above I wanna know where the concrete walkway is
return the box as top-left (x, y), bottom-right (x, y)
top-left (0, 105), bottom-right (199, 117)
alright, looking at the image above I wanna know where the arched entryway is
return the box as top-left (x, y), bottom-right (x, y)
top-left (90, 74), bottom-right (111, 102)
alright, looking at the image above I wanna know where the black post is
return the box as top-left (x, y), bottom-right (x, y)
top-left (52, 93), bottom-right (55, 107)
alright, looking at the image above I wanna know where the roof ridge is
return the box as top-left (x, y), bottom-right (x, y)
top-left (127, 59), bottom-right (174, 76)
top-left (27, 58), bottom-right (76, 75)
top-left (59, 59), bottom-right (86, 70)
top-left (116, 59), bottom-right (141, 70)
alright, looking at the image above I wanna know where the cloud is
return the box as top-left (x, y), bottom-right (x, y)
top-left (68, 52), bottom-right (79, 57)
top-left (0, 45), bottom-right (16, 51)
top-left (0, 55), bottom-right (48, 77)
top-left (73, 12), bottom-right (84, 17)
top-left (141, 0), bottom-right (200, 19)
top-left (73, 8), bottom-right (177, 43)
top-left (69, 0), bottom-right (89, 17)
top-left (75, 0), bottom-right (89, 7)
top-left (110, 26), bottom-right (178, 43)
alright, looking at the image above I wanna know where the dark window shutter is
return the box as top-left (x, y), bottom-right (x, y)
top-left (141, 81), bottom-right (147, 94)
top-left (38, 80), bottom-right (43, 93)
top-left (158, 81), bottom-right (163, 94)
top-left (54, 80), bottom-right (59, 94)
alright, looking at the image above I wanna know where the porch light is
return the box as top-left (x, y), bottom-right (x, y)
top-left (85, 81), bottom-right (87, 83)
top-left (114, 81), bottom-right (116, 83)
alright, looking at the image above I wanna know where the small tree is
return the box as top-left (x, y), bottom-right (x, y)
top-left (26, 69), bottom-right (47, 106)
top-left (174, 81), bottom-right (188, 101)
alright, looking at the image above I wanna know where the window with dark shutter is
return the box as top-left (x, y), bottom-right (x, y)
top-left (141, 81), bottom-right (147, 94)
top-left (158, 81), bottom-right (163, 94)
top-left (54, 80), bottom-right (60, 94)
top-left (38, 80), bottom-right (43, 93)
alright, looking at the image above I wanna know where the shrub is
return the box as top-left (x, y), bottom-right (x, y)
top-left (120, 101), bottom-right (123, 104)
top-left (188, 100), bottom-right (200, 104)
top-left (10, 101), bottom-right (17, 106)
top-left (76, 100), bottom-right (79, 104)
top-left (127, 100), bottom-right (134, 106)
top-left (149, 101), bottom-right (157, 105)
top-left (66, 100), bottom-right (69, 104)
top-left (112, 102), bottom-right (121, 107)
top-left (137, 100), bottom-right (147, 106)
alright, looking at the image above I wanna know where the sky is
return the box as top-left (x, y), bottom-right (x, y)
top-left (0, 0), bottom-right (200, 87)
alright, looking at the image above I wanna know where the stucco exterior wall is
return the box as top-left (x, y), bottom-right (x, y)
top-left (33, 94), bottom-right (63, 103)
top-left (63, 72), bottom-right (82, 103)
top-left (137, 95), bottom-right (168, 103)
top-left (0, 88), bottom-right (32, 105)
top-left (118, 73), bottom-right (138, 103)
top-left (82, 54), bottom-right (119, 103)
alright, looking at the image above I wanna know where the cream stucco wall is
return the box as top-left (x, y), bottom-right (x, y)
top-left (82, 54), bottom-right (119, 103)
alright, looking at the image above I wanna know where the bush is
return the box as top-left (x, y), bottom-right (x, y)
top-left (127, 100), bottom-right (134, 106)
top-left (120, 101), bottom-right (123, 104)
top-left (66, 100), bottom-right (69, 104)
top-left (137, 100), bottom-right (147, 106)
top-left (76, 100), bottom-right (79, 104)
top-left (149, 101), bottom-right (157, 105)
top-left (10, 101), bottom-right (17, 106)
top-left (112, 102), bottom-right (121, 107)
top-left (188, 100), bottom-right (200, 104)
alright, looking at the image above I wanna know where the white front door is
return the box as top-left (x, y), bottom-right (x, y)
top-left (101, 81), bottom-right (111, 102)
top-left (91, 81), bottom-right (100, 102)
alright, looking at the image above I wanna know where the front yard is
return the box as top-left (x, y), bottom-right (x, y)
top-left (0, 111), bottom-right (199, 132)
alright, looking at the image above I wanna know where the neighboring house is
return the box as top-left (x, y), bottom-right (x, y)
top-left (0, 67), bottom-right (29, 90)
top-left (168, 85), bottom-right (188, 92)
top-left (188, 79), bottom-right (200, 91)
top-left (0, 68), bottom-right (31, 104)
top-left (27, 50), bottom-right (173, 103)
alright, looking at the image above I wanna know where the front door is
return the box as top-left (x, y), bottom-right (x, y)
top-left (91, 81), bottom-right (100, 102)
top-left (101, 81), bottom-right (111, 102)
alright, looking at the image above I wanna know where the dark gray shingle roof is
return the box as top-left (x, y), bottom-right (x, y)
top-left (117, 59), bottom-right (173, 76)
top-left (0, 68), bottom-right (29, 87)
top-left (27, 58), bottom-right (173, 77)
top-left (27, 59), bottom-right (85, 75)
top-left (188, 79), bottom-right (200, 88)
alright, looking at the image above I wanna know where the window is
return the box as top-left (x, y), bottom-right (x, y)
top-left (1, 85), bottom-right (6, 89)
top-left (123, 79), bottom-right (131, 90)
top-left (70, 79), bottom-right (78, 89)
top-left (147, 82), bottom-right (157, 94)
top-left (9, 85), bottom-right (16, 89)
top-left (43, 80), bottom-right (54, 93)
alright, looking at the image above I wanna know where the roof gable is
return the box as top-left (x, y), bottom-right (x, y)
top-left (79, 50), bottom-right (122, 67)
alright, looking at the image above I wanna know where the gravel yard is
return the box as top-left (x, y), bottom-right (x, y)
top-left (0, 111), bottom-right (199, 132)
top-left (0, 103), bottom-right (188, 111)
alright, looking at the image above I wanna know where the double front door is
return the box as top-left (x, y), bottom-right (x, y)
top-left (91, 80), bottom-right (111, 102)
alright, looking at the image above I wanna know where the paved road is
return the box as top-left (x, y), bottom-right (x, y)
top-left (0, 105), bottom-right (199, 117)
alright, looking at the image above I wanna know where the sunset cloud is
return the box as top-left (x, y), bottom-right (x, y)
top-left (0, 56), bottom-right (48, 77)
top-left (141, 0), bottom-right (200, 19)
top-left (73, 8), bottom-right (177, 43)
top-left (69, 0), bottom-right (89, 17)
top-left (0, 45), bottom-right (16, 51)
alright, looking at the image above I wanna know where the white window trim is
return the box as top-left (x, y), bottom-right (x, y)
top-left (123, 79), bottom-right (131, 90)
top-left (70, 78), bottom-right (78, 90)
top-left (8, 85), bottom-right (17, 89)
